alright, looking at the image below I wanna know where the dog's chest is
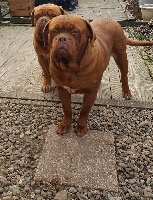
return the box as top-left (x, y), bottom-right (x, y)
top-left (62, 86), bottom-right (78, 94)
top-left (52, 66), bottom-right (94, 94)
top-left (57, 75), bottom-right (91, 94)
top-left (60, 76), bottom-right (80, 94)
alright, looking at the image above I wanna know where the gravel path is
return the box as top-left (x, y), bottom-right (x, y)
top-left (0, 98), bottom-right (153, 200)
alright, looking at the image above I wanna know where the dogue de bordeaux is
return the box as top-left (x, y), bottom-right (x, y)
top-left (31, 4), bottom-right (66, 92)
top-left (43, 15), bottom-right (153, 137)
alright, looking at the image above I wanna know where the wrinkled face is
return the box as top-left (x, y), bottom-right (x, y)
top-left (31, 4), bottom-right (66, 26)
top-left (43, 15), bottom-right (95, 68)
top-left (35, 16), bottom-right (50, 39)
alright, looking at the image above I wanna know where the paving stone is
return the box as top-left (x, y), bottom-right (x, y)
top-left (35, 126), bottom-right (118, 191)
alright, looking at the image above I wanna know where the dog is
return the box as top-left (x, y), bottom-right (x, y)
top-left (43, 15), bottom-right (153, 136)
top-left (31, 4), bottom-right (66, 92)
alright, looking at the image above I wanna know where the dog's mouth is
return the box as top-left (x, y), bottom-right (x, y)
top-left (52, 35), bottom-right (78, 70)
top-left (56, 48), bottom-right (70, 62)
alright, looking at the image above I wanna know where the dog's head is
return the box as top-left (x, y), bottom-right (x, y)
top-left (31, 4), bottom-right (66, 27)
top-left (43, 15), bottom-right (96, 70)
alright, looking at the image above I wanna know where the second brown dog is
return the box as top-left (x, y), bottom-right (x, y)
top-left (31, 4), bottom-right (66, 92)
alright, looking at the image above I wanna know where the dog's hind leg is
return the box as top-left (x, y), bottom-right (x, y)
top-left (112, 51), bottom-right (131, 100)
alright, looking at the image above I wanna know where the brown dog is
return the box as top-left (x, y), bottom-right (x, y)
top-left (31, 4), bottom-right (66, 92)
top-left (43, 15), bottom-right (153, 136)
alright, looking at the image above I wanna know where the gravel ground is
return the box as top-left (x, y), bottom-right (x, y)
top-left (0, 98), bottom-right (153, 200)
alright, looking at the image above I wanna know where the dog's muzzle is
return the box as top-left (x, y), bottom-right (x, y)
top-left (37, 16), bottom-right (50, 26)
top-left (58, 36), bottom-right (68, 43)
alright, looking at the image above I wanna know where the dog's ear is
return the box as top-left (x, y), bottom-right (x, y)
top-left (31, 9), bottom-right (35, 27)
top-left (59, 6), bottom-right (67, 15)
top-left (85, 20), bottom-right (96, 47)
top-left (43, 21), bottom-right (50, 47)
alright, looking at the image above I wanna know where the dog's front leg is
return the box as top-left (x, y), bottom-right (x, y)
top-left (56, 87), bottom-right (72, 135)
top-left (38, 55), bottom-right (51, 93)
top-left (76, 92), bottom-right (97, 137)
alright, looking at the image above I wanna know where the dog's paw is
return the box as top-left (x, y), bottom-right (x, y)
top-left (122, 91), bottom-right (131, 100)
top-left (41, 83), bottom-right (51, 93)
top-left (56, 120), bottom-right (71, 135)
top-left (75, 124), bottom-right (88, 137)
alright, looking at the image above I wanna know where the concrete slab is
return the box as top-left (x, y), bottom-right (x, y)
top-left (35, 126), bottom-right (118, 191)
top-left (69, 0), bottom-right (128, 21)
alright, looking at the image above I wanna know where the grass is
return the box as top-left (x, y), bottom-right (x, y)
top-left (0, 2), bottom-right (9, 16)
top-left (128, 25), bottom-right (153, 80)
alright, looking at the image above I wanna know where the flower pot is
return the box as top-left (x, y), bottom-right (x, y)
top-left (140, 4), bottom-right (153, 21)
top-left (139, 0), bottom-right (153, 6)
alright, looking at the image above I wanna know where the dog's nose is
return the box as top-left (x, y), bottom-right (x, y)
top-left (58, 36), bottom-right (67, 42)
top-left (40, 18), bottom-right (48, 23)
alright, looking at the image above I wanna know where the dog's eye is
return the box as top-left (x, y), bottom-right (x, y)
top-left (52, 30), bottom-right (58, 34)
top-left (49, 14), bottom-right (56, 18)
top-left (72, 30), bottom-right (79, 35)
top-left (35, 14), bottom-right (42, 20)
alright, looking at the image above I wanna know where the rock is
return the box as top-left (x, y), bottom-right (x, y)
top-left (4, 181), bottom-right (12, 187)
top-left (95, 194), bottom-right (101, 200)
top-left (107, 193), bottom-right (115, 200)
top-left (69, 187), bottom-right (77, 194)
top-left (2, 196), bottom-right (12, 200)
top-left (139, 120), bottom-right (150, 127)
top-left (25, 130), bottom-right (31, 135)
top-left (35, 189), bottom-right (41, 194)
top-left (15, 129), bottom-right (20, 134)
top-left (54, 190), bottom-right (68, 200)
top-left (0, 187), bottom-right (4, 193)
top-left (146, 177), bottom-right (151, 185)
top-left (24, 185), bottom-right (30, 192)
top-left (37, 197), bottom-right (45, 200)
top-left (2, 191), bottom-right (12, 199)
top-left (41, 191), bottom-right (47, 198)
top-left (20, 133), bottom-right (24, 139)
top-left (143, 189), bottom-right (152, 198)
top-left (31, 192), bottom-right (35, 199)
top-left (128, 179), bottom-right (136, 184)
top-left (0, 176), bottom-right (7, 184)
top-left (15, 121), bottom-right (20, 125)
top-left (9, 185), bottom-right (20, 195)
top-left (25, 176), bottom-right (31, 183)
top-left (87, 191), bottom-right (92, 198)
top-left (46, 191), bottom-right (52, 198)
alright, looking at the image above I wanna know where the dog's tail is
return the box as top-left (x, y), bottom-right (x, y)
top-left (126, 38), bottom-right (153, 46)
